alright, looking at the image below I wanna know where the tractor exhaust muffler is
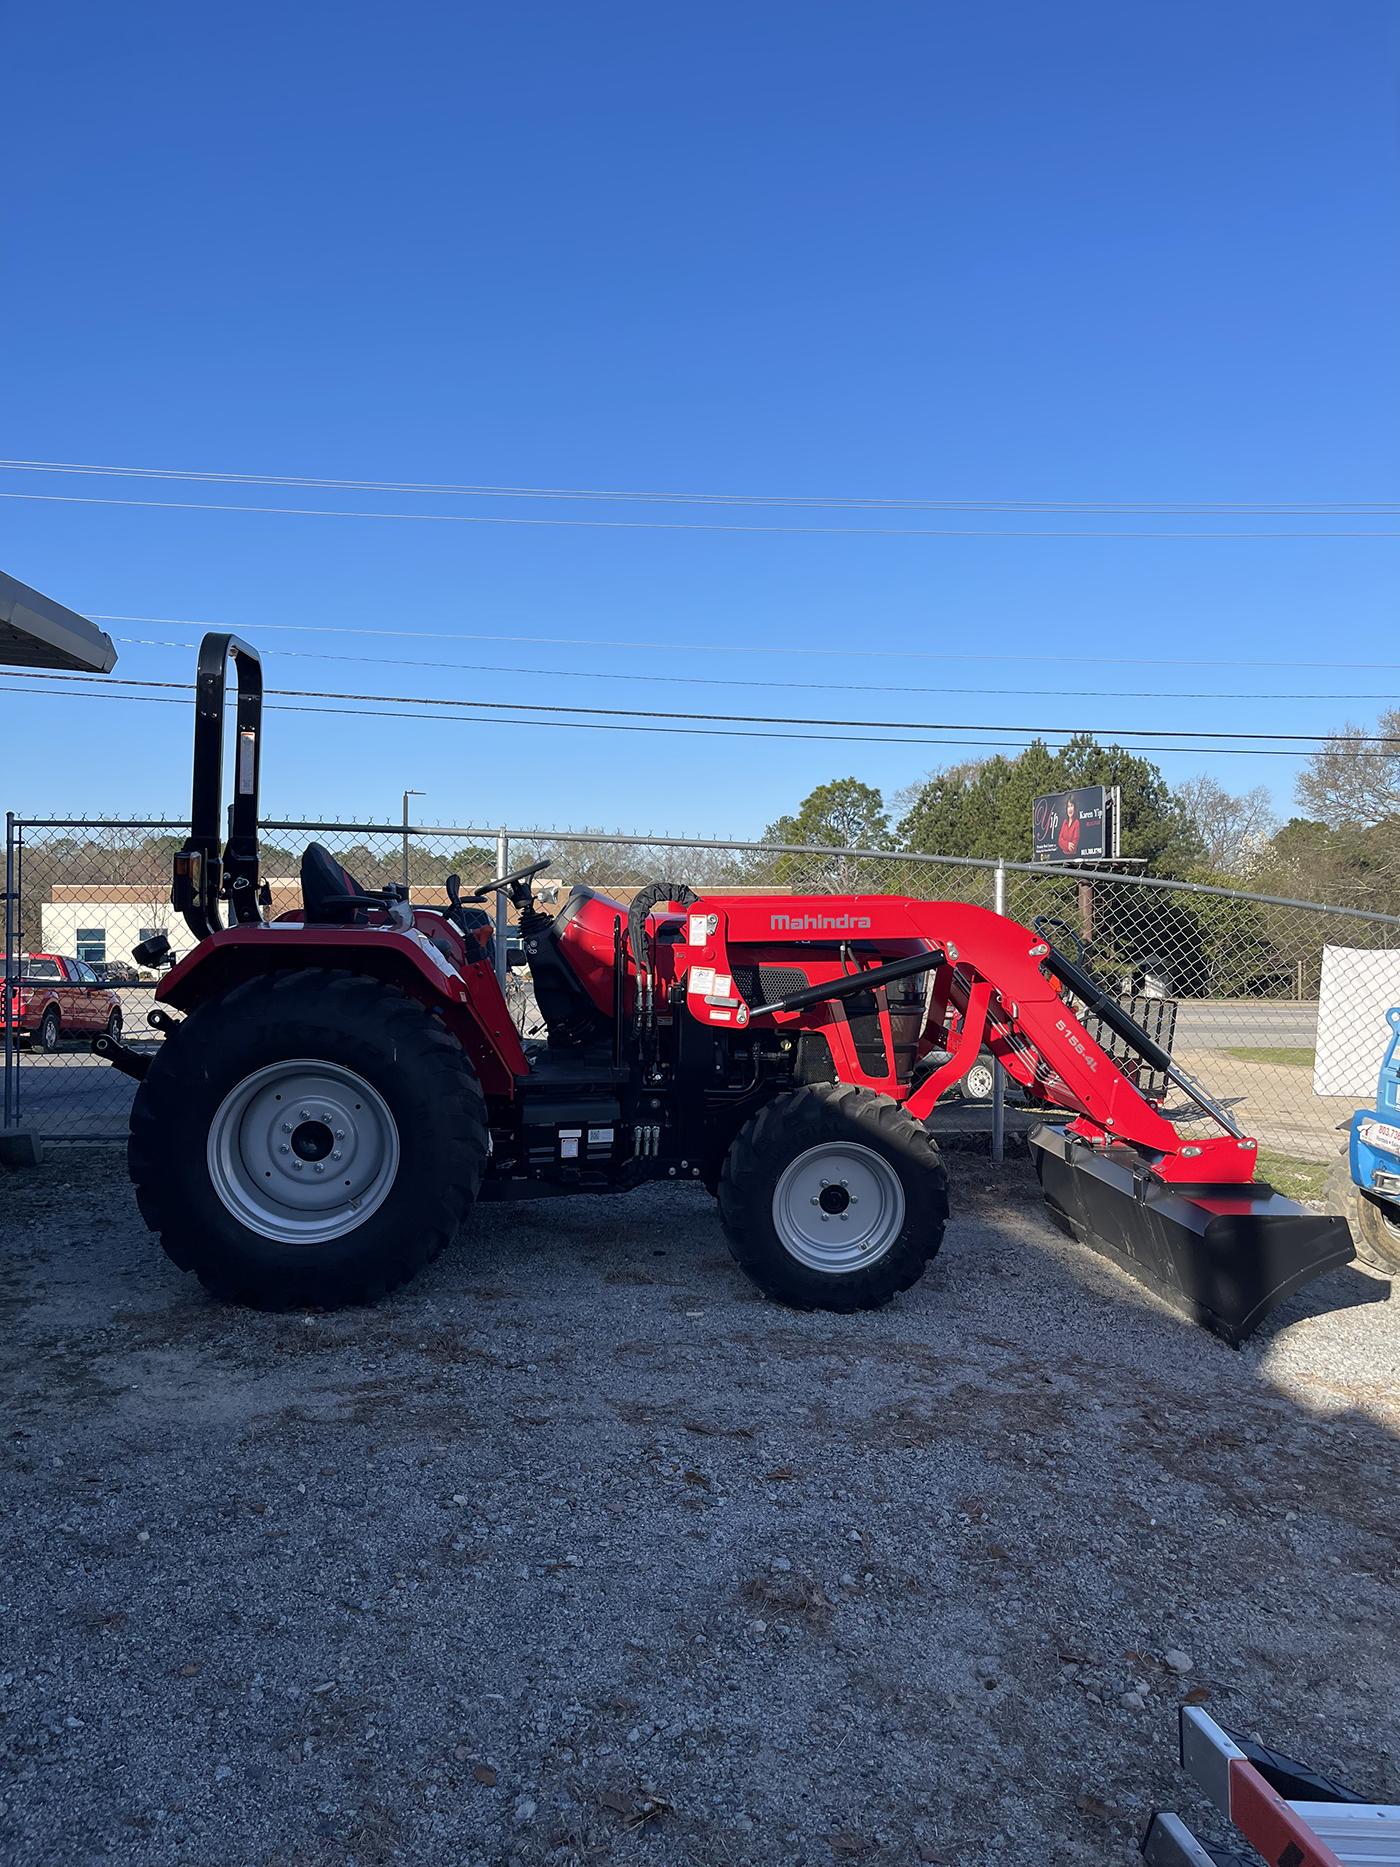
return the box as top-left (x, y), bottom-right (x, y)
top-left (1029, 1123), bottom-right (1355, 1346)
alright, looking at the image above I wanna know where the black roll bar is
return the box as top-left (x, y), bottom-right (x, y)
top-left (171, 633), bottom-right (263, 942)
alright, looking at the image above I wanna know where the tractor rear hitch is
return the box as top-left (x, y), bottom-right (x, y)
top-left (91, 1033), bottom-right (151, 1082)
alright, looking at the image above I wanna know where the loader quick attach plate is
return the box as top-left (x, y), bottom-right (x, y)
top-left (1028, 1124), bottom-right (1355, 1346)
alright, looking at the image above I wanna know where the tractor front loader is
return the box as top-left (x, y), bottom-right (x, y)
top-left (96, 636), bottom-right (1353, 1341)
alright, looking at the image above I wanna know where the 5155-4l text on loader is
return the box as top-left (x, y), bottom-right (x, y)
top-left (93, 634), bottom-right (1353, 1343)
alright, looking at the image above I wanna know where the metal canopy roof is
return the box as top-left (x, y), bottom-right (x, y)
top-left (0, 571), bottom-right (117, 672)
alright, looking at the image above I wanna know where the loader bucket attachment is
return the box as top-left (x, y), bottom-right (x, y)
top-left (1029, 1124), bottom-right (1355, 1346)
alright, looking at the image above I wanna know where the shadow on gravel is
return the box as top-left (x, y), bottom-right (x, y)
top-left (1, 1147), bottom-right (1396, 1867)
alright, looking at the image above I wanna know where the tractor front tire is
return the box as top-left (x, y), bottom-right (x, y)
top-left (718, 1083), bottom-right (948, 1312)
top-left (129, 969), bottom-right (489, 1309)
top-left (1327, 1152), bottom-right (1400, 1276)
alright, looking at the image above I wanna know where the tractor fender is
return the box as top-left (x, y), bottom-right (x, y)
top-left (152, 924), bottom-right (529, 1094)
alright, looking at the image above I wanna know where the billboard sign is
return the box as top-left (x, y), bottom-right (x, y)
top-left (1033, 784), bottom-right (1108, 863)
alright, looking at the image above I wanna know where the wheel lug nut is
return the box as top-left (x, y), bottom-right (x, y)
top-left (281, 1121), bottom-right (292, 1132)
top-left (293, 1161), bottom-right (304, 1171)
top-left (331, 1150), bottom-right (342, 1161)
top-left (314, 1164), bottom-right (325, 1174)
top-left (299, 1109), bottom-right (310, 1119)
top-left (279, 1145), bottom-right (290, 1154)
top-left (335, 1130), bottom-right (345, 1140)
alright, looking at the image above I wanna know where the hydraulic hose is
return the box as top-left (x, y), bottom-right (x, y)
top-left (747, 948), bottom-right (945, 1017)
top-left (1042, 946), bottom-right (1245, 1140)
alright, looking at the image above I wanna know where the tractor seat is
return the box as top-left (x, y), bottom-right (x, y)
top-left (301, 842), bottom-right (372, 923)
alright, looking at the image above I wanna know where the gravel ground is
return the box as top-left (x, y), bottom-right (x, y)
top-left (2, 1145), bottom-right (1398, 1867)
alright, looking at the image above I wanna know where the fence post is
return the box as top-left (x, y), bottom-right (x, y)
top-left (991, 857), bottom-right (1005, 1163)
top-left (495, 826), bottom-right (509, 990)
top-left (3, 813), bottom-right (14, 1130)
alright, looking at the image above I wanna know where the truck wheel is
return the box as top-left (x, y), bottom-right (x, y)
top-left (718, 1083), bottom-right (948, 1312)
top-left (962, 1053), bottom-right (996, 1101)
top-left (129, 969), bottom-right (489, 1309)
top-left (38, 1008), bottom-right (60, 1053)
top-left (1326, 1153), bottom-right (1400, 1276)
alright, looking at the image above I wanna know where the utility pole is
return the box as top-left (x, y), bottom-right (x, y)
top-left (401, 790), bottom-right (424, 887)
top-left (495, 826), bottom-right (509, 990)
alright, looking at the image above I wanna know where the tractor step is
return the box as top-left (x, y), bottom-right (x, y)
top-left (1029, 1123), bottom-right (1354, 1346)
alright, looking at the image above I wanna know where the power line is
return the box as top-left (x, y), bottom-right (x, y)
top-left (0, 677), bottom-right (1352, 755)
top-left (4, 666), bottom-right (1390, 748)
top-left (109, 634), bottom-right (1400, 705)
top-left (7, 489), bottom-right (1398, 539)
top-left (4, 456), bottom-right (1398, 515)
top-left (89, 615), bottom-right (1400, 674)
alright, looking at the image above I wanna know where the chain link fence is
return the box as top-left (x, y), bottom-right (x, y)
top-left (7, 814), bottom-right (1400, 1195)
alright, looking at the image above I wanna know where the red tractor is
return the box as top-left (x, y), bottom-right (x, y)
top-left (95, 635), bottom-right (1352, 1343)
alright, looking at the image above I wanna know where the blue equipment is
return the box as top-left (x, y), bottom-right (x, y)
top-left (1340, 1006), bottom-right (1400, 1274)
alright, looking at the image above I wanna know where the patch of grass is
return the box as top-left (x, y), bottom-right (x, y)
top-left (1223, 1046), bottom-right (1316, 1068)
top-left (1255, 1147), bottom-right (1330, 1203)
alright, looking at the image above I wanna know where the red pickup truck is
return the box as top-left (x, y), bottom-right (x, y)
top-left (2, 953), bottom-right (123, 1051)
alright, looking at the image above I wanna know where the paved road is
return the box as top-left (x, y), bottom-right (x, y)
top-left (1172, 1000), bottom-right (1318, 1048)
top-left (2, 1044), bottom-right (158, 1137)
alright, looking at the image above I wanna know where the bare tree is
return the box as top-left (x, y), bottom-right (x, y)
top-left (1294, 708), bottom-right (1400, 827)
top-left (1175, 775), bottom-right (1278, 872)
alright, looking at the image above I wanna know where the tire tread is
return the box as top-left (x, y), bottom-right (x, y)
top-left (128, 968), bottom-right (488, 1309)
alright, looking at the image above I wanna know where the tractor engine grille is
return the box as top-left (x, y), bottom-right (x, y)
top-left (729, 964), bottom-right (809, 1006)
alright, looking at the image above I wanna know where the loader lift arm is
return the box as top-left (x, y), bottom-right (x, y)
top-left (686, 894), bottom-right (1353, 1342)
top-left (713, 898), bottom-right (1242, 1180)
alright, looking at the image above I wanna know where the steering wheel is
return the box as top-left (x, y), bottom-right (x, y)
top-left (470, 857), bottom-right (554, 903)
top-left (1032, 915), bottom-right (1086, 966)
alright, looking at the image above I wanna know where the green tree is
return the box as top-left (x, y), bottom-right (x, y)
top-left (896, 737), bottom-right (1202, 877)
top-left (1250, 816), bottom-right (1400, 916)
top-left (764, 777), bottom-right (890, 851)
top-left (760, 778), bottom-right (891, 891)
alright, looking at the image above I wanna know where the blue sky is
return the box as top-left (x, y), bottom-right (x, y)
top-left (1, 2), bottom-right (1397, 837)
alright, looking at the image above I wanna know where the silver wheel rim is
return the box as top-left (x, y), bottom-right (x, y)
top-left (772, 1140), bottom-right (906, 1274)
top-left (207, 1058), bottom-right (400, 1245)
top-left (964, 1061), bottom-right (994, 1100)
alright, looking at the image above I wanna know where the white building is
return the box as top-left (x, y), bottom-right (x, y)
top-left (40, 882), bottom-right (300, 971)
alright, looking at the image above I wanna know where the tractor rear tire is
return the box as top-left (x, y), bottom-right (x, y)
top-left (129, 968), bottom-right (489, 1309)
top-left (1327, 1152), bottom-right (1400, 1276)
top-left (718, 1083), bottom-right (948, 1312)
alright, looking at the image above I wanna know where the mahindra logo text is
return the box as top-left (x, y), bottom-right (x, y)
top-left (770, 913), bottom-right (873, 932)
